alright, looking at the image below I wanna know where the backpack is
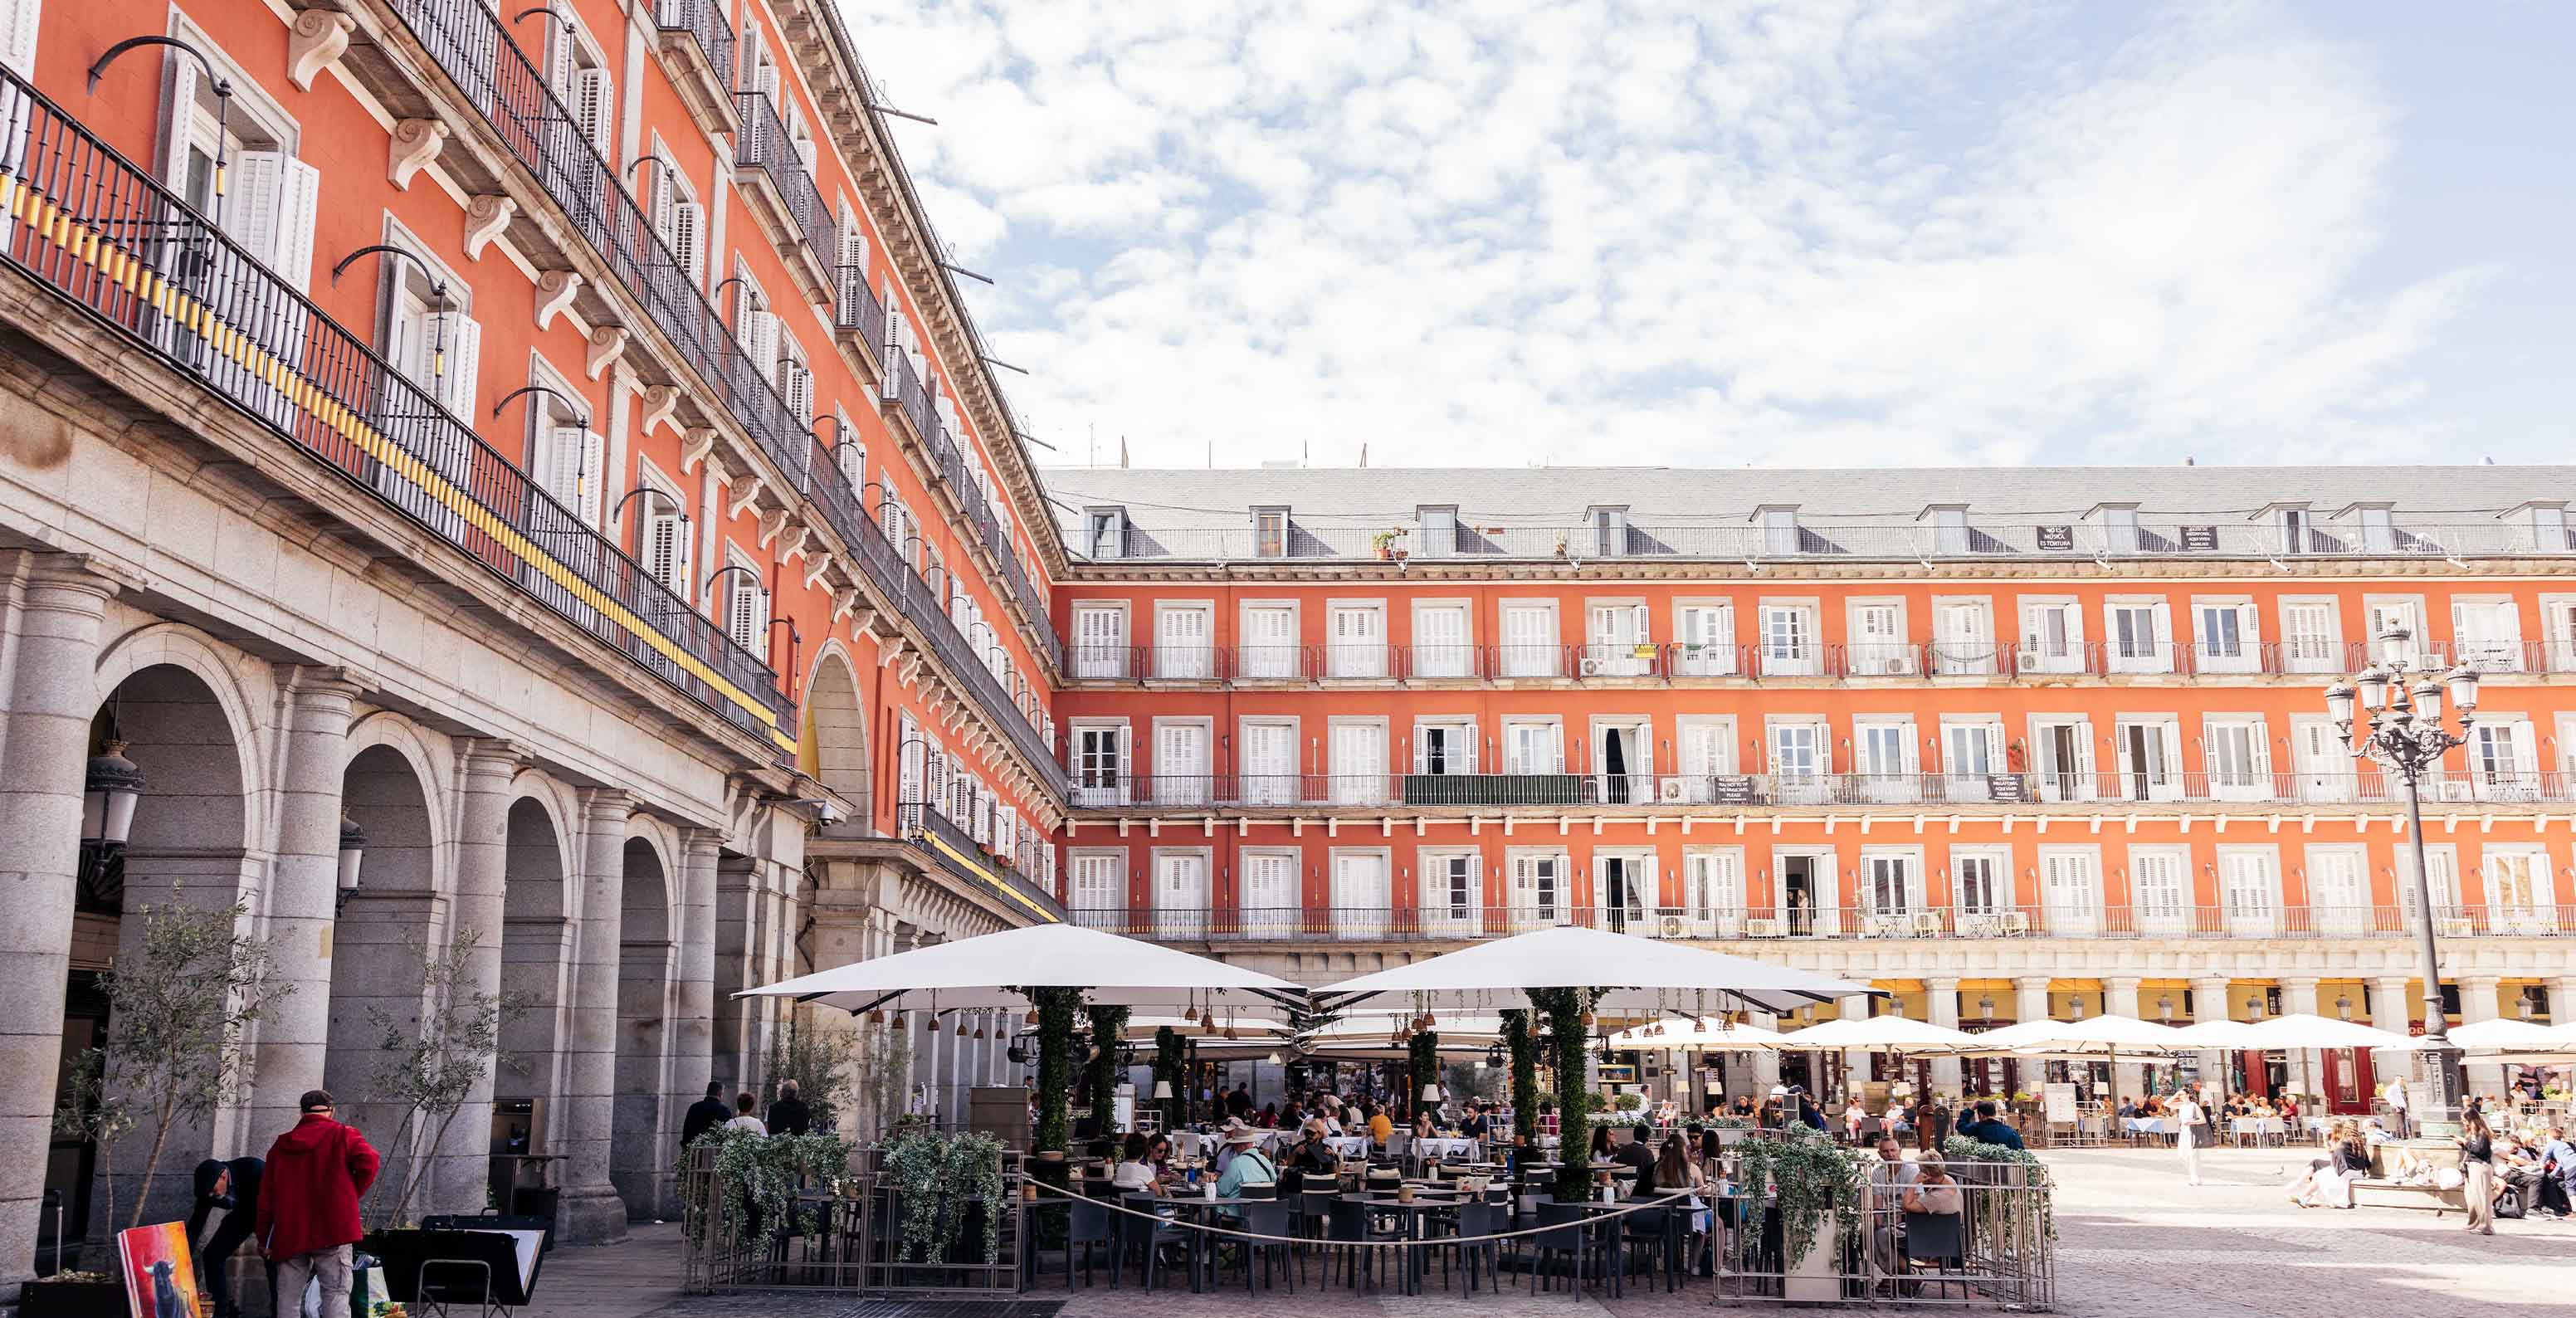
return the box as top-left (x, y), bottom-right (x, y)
top-left (2493, 1184), bottom-right (2525, 1219)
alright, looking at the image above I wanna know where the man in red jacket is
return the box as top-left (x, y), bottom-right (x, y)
top-left (254, 1090), bottom-right (381, 1318)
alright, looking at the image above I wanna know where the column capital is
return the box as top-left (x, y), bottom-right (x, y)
top-left (275, 662), bottom-right (373, 705)
top-left (681, 824), bottom-right (724, 862)
top-left (2456, 974), bottom-right (2502, 989)
top-left (6, 550), bottom-right (127, 605)
top-left (2276, 973), bottom-right (2321, 988)
top-left (2103, 975), bottom-right (2144, 991)
top-left (1924, 975), bottom-right (1961, 990)
top-left (454, 736), bottom-right (530, 779)
top-left (2012, 974), bottom-right (2052, 990)
top-left (578, 785), bottom-right (634, 827)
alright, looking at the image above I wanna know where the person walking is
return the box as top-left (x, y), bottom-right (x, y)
top-left (2459, 1110), bottom-right (2497, 1236)
top-left (254, 1090), bottom-right (381, 1318)
top-left (765, 1080), bottom-right (812, 1136)
top-left (681, 1081), bottom-right (730, 1149)
top-left (2171, 1089), bottom-right (2206, 1186)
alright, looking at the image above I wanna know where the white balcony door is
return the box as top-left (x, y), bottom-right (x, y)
top-left (1942, 721), bottom-right (2004, 803)
top-left (2018, 601), bottom-right (2081, 674)
top-left (1505, 722), bottom-right (1561, 777)
top-left (1933, 602), bottom-right (1992, 674)
top-left (1761, 606), bottom-right (1817, 676)
top-left (2486, 850), bottom-right (2554, 932)
top-left (2546, 602), bottom-right (2576, 673)
top-left (2032, 719), bottom-right (2094, 803)
top-left (1595, 853), bottom-right (1649, 932)
top-left (1423, 853), bottom-right (1481, 937)
top-left (1155, 607), bottom-right (1211, 680)
top-left (1954, 852), bottom-right (2003, 918)
top-left (1677, 721), bottom-right (1730, 803)
top-left (2469, 721), bottom-right (2539, 801)
top-left (1242, 851), bottom-right (1299, 937)
top-left (1861, 853), bottom-right (1921, 916)
top-left (1240, 720), bottom-right (1297, 806)
top-left (1072, 607), bottom-right (1126, 678)
top-left (2115, 720), bottom-right (2183, 802)
top-left (1414, 721), bottom-right (1475, 776)
top-left (1330, 722), bottom-right (1387, 805)
top-left (2218, 852), bottom-right (2278, 936)
top-left (1328, 606), bottom-right (1385, 678)
top-left (1769, 721), bottom-right (1828, 803)
top-left (2451, 600), bottom-right (2522, 672)
top-left (1676, 604), bottom-right (1734, 675)
top-left (1501, 605), bottom-right (1556, 677)
top-left (2107, 603), bottom-right (2169, 673)
top-left (1415, 604), bottom-right (1471, 678)
top-left (2203, 720), bottom-right (2271, 803)
top-left (2366, 600), bottom-right (2423, 665)
top-left (1154, 722), bottom-right (1208, 807)
top-left (1681, 851), bottom-right (1743, 935)
top-left (1071, 725), bottom-right (1128, 807)
top-left (2131, 849), bottom-right (2188, 935)
top-left (2307, 848), bottom-right (2369, 934)
top-left (1331, 852), bottom-right (1391, 940)
top-left (1240, 605), bottom-right (1297, 679)
top-left (2398, 848), bottom-right (2462, 925)
top-left (1069, 854), bottom-right (1122, 929)
top-left (1588, 603), bottom-right (1649, 676)
top-left (1593, 721), bottom-right (1650, 805)
top-left (2039, 850), bottom-right (2100, 936)
top-left (1856, 720), bottom-right (1919, 803)
top-left (1510, 854), bottom-right (1564, 931)
top-left (2281, 603), bottom-right (2339, 674)
top-left (1852, 604), bottom-right (1910, 675)
top-left (2194, 603), bottom-right (2258, 673)
top-left (1154, 852), bottom-right (1209, 939)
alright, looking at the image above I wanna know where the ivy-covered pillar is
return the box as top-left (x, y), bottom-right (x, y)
top-left (1028, 987), bottom-right (1083, 1194)
top-left (1532, 988), bottom-right (1594, 1201)
top-left (1084, 1004), bottom-right (1130, 1140)
top-left (1502, 1009), bottom-right (1539, 1136)
top-left (1408, 1031), bottom-right (1440, 1116)
top-left (1153, 1026), bottom-right (1185, 1130)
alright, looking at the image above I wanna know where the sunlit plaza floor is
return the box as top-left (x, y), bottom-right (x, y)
top-left (526, 1145), bottom-right (2574, 1318)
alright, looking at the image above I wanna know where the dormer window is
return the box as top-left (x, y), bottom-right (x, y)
top-left (2090, 503), bottom-right (2140, 554)
top-left (1084, 507), bottom-right (1127, 559)
top-left (1921, 504), bottom-right (1969, 555)
top-left (1251, 506), bottom-right (1288, 558)
top-left (2261, 502), bottom-right (2313, 554)
top-left (2344, 503), bottom-right (2394, 553)
top-left (2507, 500), bottom-right (2570, 552)
top-left (1755, 505), bottom-right (1799, 555)
top-left (1417, 505), bottom-right (1457, 558)
top-left (1587, 505), bottom-right (1628, 558)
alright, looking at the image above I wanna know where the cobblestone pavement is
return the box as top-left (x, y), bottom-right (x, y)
top-left (526, 1146), bottom-right (2572, 1318)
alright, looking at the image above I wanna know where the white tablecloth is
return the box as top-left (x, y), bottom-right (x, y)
top-left (1412, 1137), bottom-right (1482, 1162)
top-left (2121, 1117), bottom-right (2169, 1135)
top-left (1325, 1135), bottom-right (1370, 1158)
top-left (2230, 1117), bottom-right (2285, 1139)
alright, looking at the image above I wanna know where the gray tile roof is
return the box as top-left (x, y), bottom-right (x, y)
top-left (1037, 465), bottom-right (2576, 562)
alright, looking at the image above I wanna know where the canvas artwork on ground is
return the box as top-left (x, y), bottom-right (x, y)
top-left (115, 1222), bottom-right (203, 1318)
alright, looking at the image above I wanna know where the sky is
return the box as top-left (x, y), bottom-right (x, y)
top-left (837, 1), bottom-right (2575, 471)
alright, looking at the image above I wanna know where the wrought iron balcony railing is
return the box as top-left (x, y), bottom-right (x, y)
top-left (1064, 771), bottom-right (2574, 811)
top-left (896, 803), bottom-right (1063, 921)
top-left (1067, 904), bottom-right (2572, 943)
top-left (732, 90), bottom-right (833, 261)
top-left (0, 68), bottom-right (792, 752)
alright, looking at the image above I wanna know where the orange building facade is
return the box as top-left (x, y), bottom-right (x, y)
top-left (1043, 467), bottom-right (2576, 1108)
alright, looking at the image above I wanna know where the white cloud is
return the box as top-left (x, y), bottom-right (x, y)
top-left (838, 0), bottom-right (2497, 468)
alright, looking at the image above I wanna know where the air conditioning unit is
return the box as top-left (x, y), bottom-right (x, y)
top-left (1660, 914), bottom-right (1686, 939)
top-left (1657, 776), bottom-right (1687, 803)
top-left (2015, 650), bottom-right (2042, 673)
top-left (1578, 656), bottom-right (1608, 677)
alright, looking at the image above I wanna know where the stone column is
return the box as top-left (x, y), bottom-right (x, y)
top-left (671, 827), bottom-right (720, 1133)
top-left (2455, 975), bottom-right (2504, 1098)
top-left (2190, 974), bottom-right (2234, 1096)
top-left (2102, 976), bottom-right (2144, 1101)
top-left (429, 739), bottom-right (519, 1215)
top-left (248, 667), bottom-right (365, 1142)
top-left (2280, 977), bottom-right (2321, 1107)
top-left (1925, 978), bottom-right (1962, 1096)
top-left (556, 788), bottom-right (632, 1244)
top-left (2013, 977), bottom-right (2051, 1026)
top-left (0, 558), bottom-right (116, 1289)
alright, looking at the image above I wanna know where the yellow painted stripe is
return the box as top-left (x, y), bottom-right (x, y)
top-left (12, 178), bottom-right (794, 751)
top-left (921, 828), bottom-right (1060, 922)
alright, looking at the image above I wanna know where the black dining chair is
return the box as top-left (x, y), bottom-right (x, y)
top-left (1224, 1198), bottom-right (1300, 1293)
top-left (1524, 1201), bottom-right (1596, 1298)
top-left (1902, 1210), bottom-right (1967, 1300)
top-left (1323, 1198), bottom-right (1397, 1291)
top-left (1442, 1200), bottom-right (1505, 1293)
top-left (1059, 1197), bottom-right (1114, 1289)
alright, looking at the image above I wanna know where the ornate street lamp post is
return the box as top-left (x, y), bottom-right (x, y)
top-left (2324, 626), bottom-right (2480, 1137)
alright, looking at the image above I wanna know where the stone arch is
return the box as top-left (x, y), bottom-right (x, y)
top-left (495, 789), bottom-right (573, 1172)
top-left (324, 741), bottom-right (439, 1175)
top-left (610, 835), bottom-right (677, 1218)
top-left (798, 643), bottom-right (870, 826)
top-left (69, 657), bottom-right (257, 1235)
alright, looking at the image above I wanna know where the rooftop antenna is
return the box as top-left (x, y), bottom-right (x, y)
top-left (1359, 442), bottom-right (1368, 468)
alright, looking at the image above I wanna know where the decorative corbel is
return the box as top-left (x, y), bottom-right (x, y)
top-left (286, 10), bottom-right (356, 91)
top-left (757, 505), bottom-right (792, 548)
top-left (831, 587), bottom-right (865, 622)
top-left (783, 532), bottom-right (817, 574)
top-left (680, 427), bottom-right (718, 475)
top-left (726, 477), bottom-right (767, 522)
top-left (584, 325), bottom-right (628, 380)
top-left (802, 549), bottom-right (834, 589)
top-left (463, 196), bottom-right (516, 260)
top-left (639, 384), bottom-right (681, 437)
top-left (534, 271), bottom-right (583, 330)
top-left (387, 119), bottom-right (448, 190)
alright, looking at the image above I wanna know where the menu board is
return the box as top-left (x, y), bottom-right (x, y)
top-left (2042, 1083), bottom-right (2080, 1125)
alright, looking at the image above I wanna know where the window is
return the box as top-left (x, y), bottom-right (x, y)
top-left (2450, 598), bottom-right (2524, 672)
top-left (533, 407), bottom-right (605, 527)
top-left (1417, 505), bottom-right (1457, 557)
top-left (1152, 850), bottom-right (1210, 939)
top-left (2397, 845), bottom-right (2461, 922)
top-left (159, 28), bottom-right (318, 291)
top-left (2525, 504), bottom-right (2573, 552)
top-left (2105, 601), bottom-right (2170, 671)
top-left (1071, 603), bottom-right (1126, 679)
top-left (1847, 602), bottom-right (1911, 675)
top-left (2202, 716), bottom-right (2271, 802)
top-left (1239, 602), bottom-right (1300, 679)
top-left (2017, 597), bottom-right (2082, 674)
top-left (1681, 850), bottom-right (1745, 933)
top-left (1759, 603), bottom-right (1818, 676)
top-left (2365, 598), bottom-right (2423, 664)
top-left (1952, 847), bottom-right (2007, 919)
top-left (1503, 719), bottom-right (1562, 778)
top-left (2128, 847), bottom-right (2188, 934)
top-left (2099, 505), bottom-right (2141, 554)
top-left (1860, 850), bottom-right (1923, 916)
top-left (2217, 847), bottom-right (2279, 935)
top-left (1326, 603), bottom-right (1386, 678)
top-left (2357, 505), bottom-right (2395, 552)
top-left (636, 464), bottom-right (691, 603)
top-left (1940, 718), bottom-right (2003, 787)
top-left (836, 203), bottom-right (870, 310)
top-left (1500, 602), bottom-right (1559, 677)
top-left (2484, 847), bottom-right (2553, 929)
top-left (1674, 716), bottom-right (1734, 802)
top-left (2192, 599), bottom-right (2259, 673)
top-left (1241, 850), bottom-right (1299, 937)
top-left (2113, 718), bottom-right (2183, 802)
top-left (1251, 507), bottom-right (1288, 558)
top-left (2274, 506), bottom-right (2311, 554)
top-left (2305, 845), bottom-right (2369, 934)
top-left (723, 550), bottom-right (767, 654)
top-left (1584, 602), bottom-right (1651, 676)
top-left (1593, 851), bottom-right (1650, 930)
top-left (1329, 850), bottom-right (1391, 939)
top-left (1590, 718), bottom-right (1651, 805)
top-left (2028, 715), bottom-right (2095, 802)
top-left (1069, 722), bottom-right (1128, 807)
top-left (651, 141), bottom-right (705, 285)
top-left (1421, 850), bottom-right (1481, 936)
top-left (1587, 506), bottom-right (1627, 557)
top-left (546, 14), bottom-right (615, 155)
top-left (2037, 847), bottom-right (2101, 935)
top-left (1760, 507), bottom-right (1799, 555)
top-left (1412, 718), bottom-right (1476, 776)
top-left (2544, 598), bottom-right (2576, 672)
top-left (1237, 718), bottom-right (1297, 806)
top-left (1068, 852), bottom-right (1122, 928)
top-left (1930, 506), bottom-right (1970, 555)
top-left (1152, 603), bottom-right (1212, 680)
top-left (1329, 720), bottom-right (1388, 806)
top-left (1084, 507), bottom-right (1127, 559)
top-left (1508, 852), bottom-right (1565, 930)
top-left (2281, 600), bottom-right (2339, 673)
top-left (1853, 718), bottom-right (1918, 802)
top-left (1767, 719), bottom-right (1829, 803)
top-left (1151, 719), bottom-right (1210, 806)
top-left (1930, 599), bottom-right (1993, 675)
top-left (2467, 720), bottom-right (2539, 800)
top-left (1674, 603), bottom-right (1734, 675)
top-left (1410, 601), bottom-right (1471, 679)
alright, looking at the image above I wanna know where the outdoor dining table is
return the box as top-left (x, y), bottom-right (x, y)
top-left (2122, 1116), bottom-right (2169, 1138)
top-left (1359, 1194), bottom-right (1469, 1294)
top-left (2230, 1115), bottom-right (2286, 1145)
top-left (1164, 1194), bottom-right (1276, 1294)
top-left (1412, 1136), bottom-right (1483, 1164)
top-left (1325, 1135), bottom-right (1371, 1158)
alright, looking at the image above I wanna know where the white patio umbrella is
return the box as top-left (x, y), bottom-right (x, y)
top-left (1311, 925), bottom-right (1870, 1015)
top-left (2242, 1013), bottom-right (2413, 1051)
top-left (1775, 1016), bottom-right (1982, 1052)
top-left (1964, 1014), bottom-right (2195, 1056)
top-left (2168, 1018), bottom-right (2268, 1050)
top-left (739, 923), bottom-right (1308, 1013)
top-left (1603, 1018), bottom-right (1786, 1051)
top-left (2447, 1018), bottom-right (2576, 1052)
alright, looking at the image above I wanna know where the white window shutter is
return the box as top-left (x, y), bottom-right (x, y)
top-left (545, 426), bottom-right (586, 508)
top-left (574, 68), bottom-right (612, 154)
top-left (747, 310), bottom-right (778, 380)
top-left (227, 151), bottom-right (287, 267)
top-left (646, 505), bottom-right (682, 593)
top-left (840, 214), bottom-right (866, 271)
top-left (673, 202), bottom-right (703, 284)
top-left (548, 26), bottom-right (576, 99)
top-left (431, 312), bottom-right (482, 414)
top-left (795, 132), bottom-right (817, 175)
top-left (160, 48), bottom-right (199, 188)
top-left (577, 430), bottom-right (606, 525)
top-left (272, 158), bottom-right (321, 293)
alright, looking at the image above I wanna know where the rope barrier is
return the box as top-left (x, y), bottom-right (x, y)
top-left (1022, 1177), bottom-right (1703, 1247)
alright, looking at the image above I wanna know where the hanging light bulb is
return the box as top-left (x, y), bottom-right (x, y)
top-left (955, 1019), bottom-right (968, 1037)
top-left (974, 1024), bottom-right (988, 1040)
top-left (1025, 1008), bottom-right (1039, 1026)
top-left (868, 1010), bottom-right (886, 1025)
top-left (924, 1014), bottom-right (938, 1033)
